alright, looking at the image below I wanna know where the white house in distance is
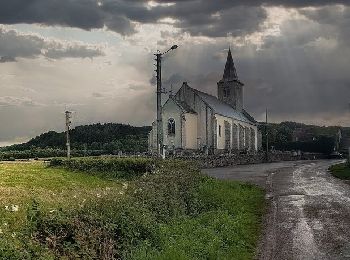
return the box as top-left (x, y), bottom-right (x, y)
top-left (149, 49), bottom-right (260, 154)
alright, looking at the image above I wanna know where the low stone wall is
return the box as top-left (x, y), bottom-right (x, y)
top-left (174, 151), bottom-right (326, 169)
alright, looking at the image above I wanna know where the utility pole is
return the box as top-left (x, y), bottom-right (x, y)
top-left (154, 44), bottom-right (178, 158)
top-left (65, 110), bottom-right (72, 159)
top-left (155, 52), bottom-right (162, 157)
top-left (265, 108), bottom-right (269, 162)
top-left (348, 103), bottom-right (350, 165)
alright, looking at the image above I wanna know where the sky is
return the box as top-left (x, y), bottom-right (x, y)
top-left (0, 0), bottom-right (349, 145)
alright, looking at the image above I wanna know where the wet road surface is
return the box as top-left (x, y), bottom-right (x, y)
top-left (203, 160), bottom-right (350, 260)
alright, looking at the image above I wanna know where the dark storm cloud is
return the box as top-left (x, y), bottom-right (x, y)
top-left (173, 6), bottom-right (266, 37)
top-left (301, 5), bottom-right (350, 45)
top-left (0, 27), bottom-right (104, 62)
top-left (0, 0), bottom-right (348, 38)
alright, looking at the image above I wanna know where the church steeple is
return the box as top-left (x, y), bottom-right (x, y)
top-left (217, 48), bottom-right (244, 111)
top-left (222, 48), bottom-right (238, 81)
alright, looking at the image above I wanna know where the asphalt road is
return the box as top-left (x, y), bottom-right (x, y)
top-left (203, 160), bottom-right (350, 260)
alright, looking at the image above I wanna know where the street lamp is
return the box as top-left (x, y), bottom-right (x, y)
top-left (154, 45), bottom-right (178, 158)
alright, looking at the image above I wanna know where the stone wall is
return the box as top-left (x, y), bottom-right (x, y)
top-left (171, 151), bottom-right (326, 169)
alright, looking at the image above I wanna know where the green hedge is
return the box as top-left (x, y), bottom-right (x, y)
top-left (50, 157), bottom-right (157, 179)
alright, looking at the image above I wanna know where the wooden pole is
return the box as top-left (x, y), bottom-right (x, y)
top-left (265, 108), bottom-right (269, 162)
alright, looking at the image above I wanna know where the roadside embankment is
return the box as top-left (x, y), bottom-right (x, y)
top-left (329, 162), bottom-right (350, 180)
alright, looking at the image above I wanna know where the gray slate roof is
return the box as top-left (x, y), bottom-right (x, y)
top-left (192, 89), bottom-right (255, 124)
top-left (173, 98), bottom-right (197, 114)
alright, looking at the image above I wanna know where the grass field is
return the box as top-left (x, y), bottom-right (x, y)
top-left (329, 162), bottom-right (350, 180)
top-left (0, 162), bottom-right (123, 231)
top-left (0, 159), bottom-right (265, 259)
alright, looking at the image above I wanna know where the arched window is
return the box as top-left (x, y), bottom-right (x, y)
top-left (168, 118), bottom-right (176, 135)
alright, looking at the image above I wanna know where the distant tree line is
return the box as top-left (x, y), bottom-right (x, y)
top-left (1, 121), bottom-right (348, 160)
top-left (259, 121), bottom-right (350, 155)
top-left (0, 123), bottom-right (151, 158)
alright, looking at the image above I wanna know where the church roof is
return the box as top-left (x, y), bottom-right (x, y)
top-left (173, 99), bottom-right (197, 114)
top-left (166, 96), bottom-right (197, 114)
top-left (191, 88), bottom-right (255, 124)
top-left (222, 48), bottom-right (238, 81)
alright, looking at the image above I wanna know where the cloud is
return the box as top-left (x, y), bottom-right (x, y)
top-left (0, 0), bottom-right (347, 38)
top-left (0, 56), bottom-right (16, 63)
top-left (0, 96), bottom-right (42, 107)
top-left (0, 1), bottom-right (350, 145)
top-left (301, 5), bottom-right (350, 45)
top-left (173, 6), bottom-right (267, 37)
top-left (92, 92), bottom-right (105, 98)
top-left (0, 27), bottom-right (104, 62)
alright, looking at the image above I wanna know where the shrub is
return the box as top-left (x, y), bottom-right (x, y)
top-left (50, 157), bottom-right (157, 179)
top-left (25, 198), bottom-right (159, 259)
top-left (20, 159), bottom-right (265, 259)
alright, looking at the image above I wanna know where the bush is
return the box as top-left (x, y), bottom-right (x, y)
top-left (50, 157), bottom-right (157, 179)
top-left (19, 159), bottom-right (265, 259)
top-left (25, 198), bottom-right (159, 259)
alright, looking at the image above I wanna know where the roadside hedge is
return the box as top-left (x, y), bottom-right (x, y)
top-left (49, 157), bottom-right (157, 179)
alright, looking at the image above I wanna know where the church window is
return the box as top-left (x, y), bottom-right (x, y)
top-left (168, 118), bottom-right (176, 135)
top-left (219, 125), bottom-right (222, 137)
top-left (224, 88), bottom-right (230, 97)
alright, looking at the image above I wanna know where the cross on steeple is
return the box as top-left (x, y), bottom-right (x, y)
top-left (222, 48), bottom-right (238, 81)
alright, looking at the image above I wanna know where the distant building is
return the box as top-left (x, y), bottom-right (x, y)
top-left (149, 49), bottom-right (259, 154)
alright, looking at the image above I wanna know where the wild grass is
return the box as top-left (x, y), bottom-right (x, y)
top-left (50, 157), bottom-right (156, 179)
top-left (0, 159), bottom-right (265, 259)
top-left (0, 162), bottom-right (123, 233)
top-left (329, 162), bottom-right (350, 180)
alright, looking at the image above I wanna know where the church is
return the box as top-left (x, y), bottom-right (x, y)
top-left (149, 49), bottom-right (260, 154)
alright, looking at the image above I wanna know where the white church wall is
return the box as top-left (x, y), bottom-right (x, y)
top-left (184, 113), bottom-right (198, 149)
top-left (162, 99), bottom-right (183, 149)
top-left (198, 101), bottom-right (208, 147)
top-left (215, 114), bottom-right (231, 150)
top-left (214, 114), bottom-right (258, 151)
top-left (232, 119), bottom-right (258, 151)
top-left (175, 83), bottom-right (214, 150)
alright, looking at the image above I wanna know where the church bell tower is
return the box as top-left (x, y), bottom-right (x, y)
top-left (217, 48), bottom-right (244, 111)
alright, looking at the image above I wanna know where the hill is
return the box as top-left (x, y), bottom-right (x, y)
top-left (1, 123), bottom-right (151, 154)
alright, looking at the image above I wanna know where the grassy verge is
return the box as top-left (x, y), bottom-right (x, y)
top-left (0, 159), bottom-right (265, 259)
top-left (329, 162), bottom-right (350, 180)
